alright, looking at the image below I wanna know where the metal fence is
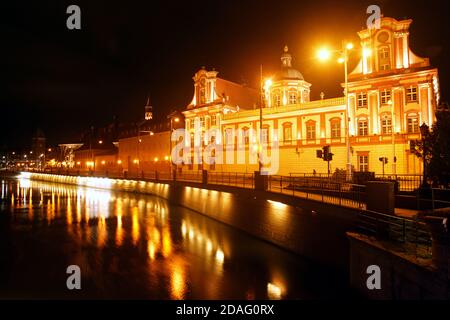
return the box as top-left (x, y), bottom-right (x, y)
top-left (356, 209), bottom-right (432, 258)
top-left (375, 174), bottom-right (422, 192)
top-left (208, 172), bottom-right (254, 189)
top-left (267, 174), bottom-right (366, 209)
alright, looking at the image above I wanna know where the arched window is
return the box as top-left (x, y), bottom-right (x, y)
top-left (282, 122), bottom-right (293, 143)
top-left (288, 89), bottom-right (298, 105)
top-left (330, 118), bottom-right (341, 138)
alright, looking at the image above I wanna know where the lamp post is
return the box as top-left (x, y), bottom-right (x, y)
top-left (317, 42), bottom-right (359, 181)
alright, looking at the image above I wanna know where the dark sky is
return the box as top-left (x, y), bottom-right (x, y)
top-left (2, 0), bottom-right (449, 150)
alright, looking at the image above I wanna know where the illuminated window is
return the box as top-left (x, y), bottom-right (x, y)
top-left (380, 89), bottom-right (391, 105)
top-left (330, 119), bottom-right (341, 138)
top-left (304, 91), bottom-right (310, 102)
top-left (225, 129), bottom-right (234, 145)
top-left (380, 115), bottom-right (392, 135)
top-left (288, 90), bottom-right (298, 105)
top-left (242, 127), bottom-right (250, 145)
top-left (190, 119), bottom-right (195, 130)
top-left (199, 87), bottom-right (206, 104)
top-left (200, 116), bottom-right (205, 128)
top-left (306, 121), bottom-right (316, 140)
top-left (406, 86), bottom-right (418, 103)
top-left (407, 114), bottom-right (419, 133)
top-left (211, 114), bottom-right (217, 126)
top-left (358, 155), bottom-right (369, 172)
top-left (378, 47), bottom-right (391, 71)
top-left (273, 91), bottom-right (281, 107)
top-left (357, 92), bottom-right (368, 108)
top-left (261, 125), bottom-right (270, 144)
top-left (358, 120), bottom-right (368, 136)
top-left (283, 123), bottom-right (292, 143)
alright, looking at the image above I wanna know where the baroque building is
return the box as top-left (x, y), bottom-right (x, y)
top-left (180, 16), bottom-right (439, 175)
top-left (118, 16), bottom-right (439, 177)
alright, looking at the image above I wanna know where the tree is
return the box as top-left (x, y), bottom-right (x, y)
top-left (429, 103), bottom-right (450, 187)
top-left (411, 103), bottom-right (450, 188)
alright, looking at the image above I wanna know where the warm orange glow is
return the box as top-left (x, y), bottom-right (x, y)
top-left (117, 160), bottom-right (122, 165)
top-left (264, 79), bottom-right (273, 90)
top-left (363, 47), bottom-right (372, 56)
top-left (337, 57), bottom-right (345, 64)
top-left (346, 42), bottom-right (354, 50)
top-left (164, 155), bottom-right (169, 161)
top-left (133, 159), bottom-right (139, 164)
top-left (174, 117), bottom-right (180, 123)
top-left (317, 48), bottom-right (331, 61)
top-left (154, 157), bottom-right (159, 162)
top-left (98, 140), bottom-right (103, 144)
top-left (101, 160), bottom-right (106, 165)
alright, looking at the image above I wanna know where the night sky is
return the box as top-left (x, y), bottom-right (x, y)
top-left (2, 0), bottom-right (449, 150)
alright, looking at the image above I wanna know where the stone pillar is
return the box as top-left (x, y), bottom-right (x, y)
top-left (254, 171), bottom-right (268, 191)
top-left (424, 214), bottom-right (450, 277)
top-left (366, 181), bottom-right (395, 215)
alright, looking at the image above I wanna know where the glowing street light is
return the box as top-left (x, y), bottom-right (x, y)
top-left (317, 47), bottom-right (331, 61)
top-left (317, 41), bottom-right (355, 181)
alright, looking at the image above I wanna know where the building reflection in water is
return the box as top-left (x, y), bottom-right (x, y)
top-left (0, 177), bottom-right (299, 299)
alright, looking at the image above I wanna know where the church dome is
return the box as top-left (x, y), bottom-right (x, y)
top-left (273, 46), bottom-right (304, 81)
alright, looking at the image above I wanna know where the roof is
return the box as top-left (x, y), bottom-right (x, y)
top-left (214, 78), bottom-right (259, 110)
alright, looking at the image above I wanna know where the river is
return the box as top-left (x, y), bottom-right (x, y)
top-left (0, 177), bottom-right (355, 299)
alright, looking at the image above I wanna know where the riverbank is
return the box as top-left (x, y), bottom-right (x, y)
top-left (20, 172), bottom-right (361, 272)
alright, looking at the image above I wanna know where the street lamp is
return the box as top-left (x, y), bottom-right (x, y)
top-left (317, 41), bottom-right (359, 181)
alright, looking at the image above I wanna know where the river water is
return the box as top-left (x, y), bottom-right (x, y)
top-left (0, 177), bottom-right (354, 299)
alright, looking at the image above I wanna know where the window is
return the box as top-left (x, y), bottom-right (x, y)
top-left (242, 127), bottom-right (250, 145)
top-left (357, 92), bottom-right (368, 108)
top-left (211, 114), bottom-right (217, 126)
top-left (407, 114), bottom-right (419, 133)
top-left (358, 120), bottom-right (368, 136)
top-left (261, 125), bottom-right (270, 144)
top-left (273, 91), bottom-right (281, 107)
top-left (380, 115), bottom-right (392, 135)
top-left (225, 129), bottom-right (234, 145)
top-left (288, 90), bottom-right (298, 105)
top-left (199, 87), bottom-right (206, 104)
top-left (189, 119), bottom-right (195, 130)
top-left (200, 116), bottom-right (205, 129)
top-left (380, 89), bottom-right (391, 105)
top-left (303, 90), bottom-right (309, 102)
top-left (378, 47), bottom-right (391, 71)
top-left (330, 119), bottom-right (341, 138)
top-left (358, 155), bottom-right (369, 172)
top-left (306, 122), bottom-right (316, 140)
top-left (406, 86), bottom-right (418, 103)
top-left (283, 123), bottom-right (292, 143)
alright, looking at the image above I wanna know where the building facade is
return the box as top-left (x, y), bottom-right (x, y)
top-left (119, 16), bottom-right (440, 177)
top-left (177, 16), bottom-right (439, 176)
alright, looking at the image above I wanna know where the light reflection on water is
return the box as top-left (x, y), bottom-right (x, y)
top-left (0, 177), bottom-right (351, 300)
